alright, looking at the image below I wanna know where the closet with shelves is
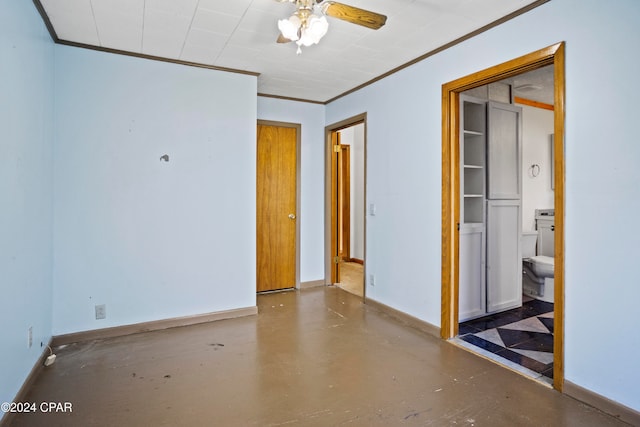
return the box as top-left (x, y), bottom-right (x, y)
top-left (459, 94), bottom-right (523, 322)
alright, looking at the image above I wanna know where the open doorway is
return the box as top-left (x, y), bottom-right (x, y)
top-left (456, 65), bottom-right (556, 385)
top-left (440, 43), bottom-right (565, 391)
top-left (325, 115), bottom-right (366, 298)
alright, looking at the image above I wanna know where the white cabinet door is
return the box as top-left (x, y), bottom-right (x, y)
top-left (459, 224), bottom-right (486, 321)
top-left (487, 102), bottom-right (522, 200)
top-left (486, 200), bottom-right (522, 313)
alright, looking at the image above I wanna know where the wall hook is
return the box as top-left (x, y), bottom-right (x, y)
top-left (529, 163), bottom-right (540, 177)
top-left (160, 154), bottom-right (169, 162)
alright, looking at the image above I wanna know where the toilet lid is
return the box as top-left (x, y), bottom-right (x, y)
top-left (530, 255), bottom-right (554, 277)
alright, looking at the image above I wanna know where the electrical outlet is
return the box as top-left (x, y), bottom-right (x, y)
top-left (95, 304), bottom-right (106, 320)
top-left (28, 326), bottom-right (33, 348)
top-left (369, 274), bottom-right (375, 287)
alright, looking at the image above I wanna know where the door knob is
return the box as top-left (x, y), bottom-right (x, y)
top-left (288, 213), bottom-right (296, 220)
top-left (550, 225), bottom-right (555, 231)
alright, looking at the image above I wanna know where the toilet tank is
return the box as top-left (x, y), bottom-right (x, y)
top-left (522, 231), bottom-right (538, 258)
top-left (536, 216), bottom-right (555, 257)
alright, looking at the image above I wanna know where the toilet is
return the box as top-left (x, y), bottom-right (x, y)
top-left (521, 231), bottom-right (555, 303)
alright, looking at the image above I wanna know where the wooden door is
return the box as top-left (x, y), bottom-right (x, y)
top-left (331, 132), bottom-right (352, 283)
top-left (330, 131), bottom-right (340, 283)
top-left (256, 124), bottom-right (297, 292)
top-left (337, 144), bottom-right (351, 263)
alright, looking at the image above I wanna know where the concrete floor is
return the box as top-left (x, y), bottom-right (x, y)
top-left (7, 287), bottom-right (627, 426)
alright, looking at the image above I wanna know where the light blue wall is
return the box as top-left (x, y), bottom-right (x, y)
top-left (52, 47), bottom-right (258, 334)
top-left (327, 65), bottom-right (441, 322)
top-left (0, 0), bottom-right (54, 414)
top-left (326, 0), bottom-right (640, 411)
top-left (257, 97), bottom-right (325, 282)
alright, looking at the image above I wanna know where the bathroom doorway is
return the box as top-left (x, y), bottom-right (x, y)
top-left (456, 65), bottom-right (556, 385)
top-left (440, 43), bottom-right (565, 391)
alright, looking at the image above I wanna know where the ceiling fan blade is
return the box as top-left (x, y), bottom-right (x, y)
top-left (277, 34), bottom-right (293, 43)
top-left (322, 1), bottom-right (387, 30)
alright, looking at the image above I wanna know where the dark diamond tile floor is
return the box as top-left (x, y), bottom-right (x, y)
top-left (539, 316), bottom-right (554, 333)
top-left (459, 298), bottom-right (554, 382)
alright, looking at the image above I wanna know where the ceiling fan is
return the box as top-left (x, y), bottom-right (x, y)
top-left (276, 0), bottom-right (387, 54)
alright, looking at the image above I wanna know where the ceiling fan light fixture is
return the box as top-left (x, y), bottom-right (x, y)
top-left (277, 0), bottom-right (386, 54)
top-left (278, 2), bottom-right (329, 54)
top-left (278, 15), bottom-right (301, 41)
top-left (300, 14), bottom-right (328, 45)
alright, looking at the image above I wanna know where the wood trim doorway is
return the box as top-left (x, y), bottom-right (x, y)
top-left (325, 114), bottom-right (367, 294)
top-left (256, 120), bottom-right (302, 292)
top-left (335, 141), bottom-right (352, 264)
top-left (440, 43), bottom-right (565, 391)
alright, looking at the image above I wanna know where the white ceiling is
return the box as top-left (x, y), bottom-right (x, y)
top-left (38, 0), bottom-right (545, 103)
top-left (510, 65), bottom-right (555, 105)
top-left (465, 65), bottom-right (554, 105)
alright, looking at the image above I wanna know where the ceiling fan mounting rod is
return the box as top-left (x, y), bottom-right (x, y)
top-left (296, 0), bottom-right (316, 14)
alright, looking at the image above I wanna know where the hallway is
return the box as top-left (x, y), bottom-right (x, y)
top-left (7, 287), bottom-right (624, 426)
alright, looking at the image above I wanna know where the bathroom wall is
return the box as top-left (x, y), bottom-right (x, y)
top-left (53, 46), bottom-right (258, 335)
top-left (520, 104), bottom-right (555, 231)
top-left (0, 0), bottom-right (54, 417)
